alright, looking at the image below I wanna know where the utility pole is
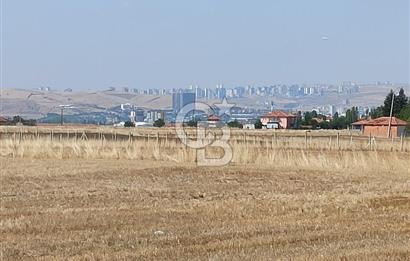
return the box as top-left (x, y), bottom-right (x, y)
top-left (387, 92), bottom-right (395, 138)
top-left (60, 107), bottom-right (64, 126)
top-left (58, 105), bottom-right (73, 126)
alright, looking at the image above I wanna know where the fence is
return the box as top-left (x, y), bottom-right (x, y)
top-left (0, 126), bottom-right (408, 152)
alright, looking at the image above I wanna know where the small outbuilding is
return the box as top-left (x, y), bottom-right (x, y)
top-left (352, 117), bottom-right (408, 137)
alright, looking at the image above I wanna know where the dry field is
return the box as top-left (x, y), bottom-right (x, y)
top-left (1, 130), bottom-right (410, 260)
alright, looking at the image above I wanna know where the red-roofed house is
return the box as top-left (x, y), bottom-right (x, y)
top-left (0, 116), bottom-right (8, 125)
top-left (261, 111), bottom-right (298, 129)
top-left (352, 117), bottom-right (408, 137)
top-left (207, 115), bottom-right (221, 128)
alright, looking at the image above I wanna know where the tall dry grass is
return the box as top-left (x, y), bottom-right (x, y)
top-left (1, 136), bottom-right (409, 174)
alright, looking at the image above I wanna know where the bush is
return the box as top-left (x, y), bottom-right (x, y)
top-left (153, 119), bottom-right (165, 127)
top-left (227, 119), bottom-right (243, 128)
top-left (254, 119), bottom-right (263, 129)
top-left (187, 120), bottom-right (197, 127)
top-left (124, 121), bottom-right (135, 127)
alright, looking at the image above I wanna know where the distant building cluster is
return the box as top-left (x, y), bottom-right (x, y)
top-left (106, 81), bottom-right (360, 99)
top-left (172, 89), bottom-right (196, 113)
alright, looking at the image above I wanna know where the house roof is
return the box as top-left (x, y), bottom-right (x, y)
top-left (262, 110), bottom-right (297, 118)
top-left (352, 117), bottom-right (408, 126)
top-left (207, 115), bottom-right (220, 121)
top-left (0, 116), bottom-right (8, 122)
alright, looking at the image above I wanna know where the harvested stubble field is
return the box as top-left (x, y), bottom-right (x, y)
top-left (1, 129), bottom-right (410, 260)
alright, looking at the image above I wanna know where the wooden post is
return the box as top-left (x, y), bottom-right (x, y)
top-left (391, 135), bottom-right (395, 151)
top-left (51, 130), bottom-right (53, 141)
top-left (244, 133), bottom-right (247, 147)
top-left (400, 134), bottom-right (404, 152)
top-left (329, 136), bottom-right (332, 150)
top-left (369, 134), bottom-right (372, 150)
top-left (336, 132), bottom-right (340, 150)
top-left (165, 132), bottom-right (168, 146)
top-left (304, 132), bottom-right (308, 149)
top-left (81, 131), bottom-right (87, 141)
top-left (271, 135), bottom-right (274, 149)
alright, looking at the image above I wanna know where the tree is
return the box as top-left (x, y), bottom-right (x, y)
top-left (227, 119), bottom-right (243, 128)
top-left (153, 119), bottom-right (165, 127)
top-left (345, 106), bottom-right (358, 124)
top-left (124, 121), bottom-right (135, 127)
top-left (370, 106), bottom-right (383, 119)
top-left (187, 120), bottom-right (197, 127)
top-left (399, 103), bottom-right (410, 122)
top-left (331, 116), bottom-right (348, 129)
top-left (303, 111), bottom-right (313, 124)
top-left (319, 120), bottom-right (330, 129)
top-left (396, 88), bottom-right (409, 113)
top-left (382, 89), bottom-right (408, 117)
top-left (254, 119), bottom-right (263, 129)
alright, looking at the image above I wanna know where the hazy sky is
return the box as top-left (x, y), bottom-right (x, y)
top-left (2, 0), bottom-right (409, 90)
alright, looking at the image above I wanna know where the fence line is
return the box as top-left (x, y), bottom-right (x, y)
top-left (0, 128), bottom-right (409, 152)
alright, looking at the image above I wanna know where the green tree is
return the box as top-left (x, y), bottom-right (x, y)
top-left (345, 106), bottom-right (359, 124)
top-left (187, 119), bottom-right (197, 127)
top-left (303, 111), bottom-right (312, 123)
top-left (153, 119), bottom-right (165, 127)
top-left (396, 88), bottom-right (409, 113)
top-left (370, 106), bottom-right (383, 119)
top-left (124, 121), bottom-right (135, 127)
top-left (227, 119), bottom-right (243, 128)
top-left (399, 103), bottom-right (410, 122)
top-left (319, 120), bottom-right (331, 129)
top-left (382, 89), bottom-right (408, 117)
top-left (254, 119), bottom-right (263, 129)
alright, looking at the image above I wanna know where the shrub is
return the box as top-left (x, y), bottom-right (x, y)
top-left (254, 119), bottom-right (263, 129)
top-left (227, 119), bottom-right (243, 128)
top-left (124, 121), bottom-right (135, 127)
top-left (153, 119), bottom-right (165, 127)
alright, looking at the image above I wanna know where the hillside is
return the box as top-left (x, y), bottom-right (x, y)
top-left (0, 85), bottom-right (401, 118)
top-left (0, 88), bottom-right (172, 118)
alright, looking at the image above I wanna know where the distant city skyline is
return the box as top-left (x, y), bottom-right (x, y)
top-left (2, 0), bottom-right (409, 90)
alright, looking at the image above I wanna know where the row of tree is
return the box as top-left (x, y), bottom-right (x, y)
top-left (300, 88), bottom-right (409, 130)
top-left (370, 88), bottom-right (409, 120)
top-left (298, 107), bottom-right (360, 130)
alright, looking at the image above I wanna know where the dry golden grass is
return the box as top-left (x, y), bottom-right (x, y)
top-left (1, 129), bottom-right (410, 260)
top-left (0, 136), bottom-right (409, 173)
